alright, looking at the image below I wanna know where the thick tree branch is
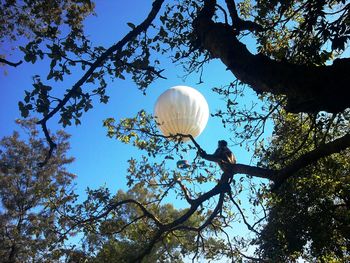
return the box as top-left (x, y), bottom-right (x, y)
top-left (194, 1), bottom-right (350, 114)
top-left (133, 230), bottom-right (163, 263)
top-left (38, 122), bottom-right (57, 167)
top-left (232, 164), bottom-right (277, 181)
top-left (197, 133), bottom-right (350, 189)
top-left (273, 133), bottom-right (350, 189)
top-left (143, 130), bottom-right (350, 188)
top-left (131, 125), bottom-right (350, 189)
top-left (164, 178), bottom-right (231, 230)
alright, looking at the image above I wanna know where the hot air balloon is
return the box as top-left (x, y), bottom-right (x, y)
top-left (154, 85), bottom-right (209, 141)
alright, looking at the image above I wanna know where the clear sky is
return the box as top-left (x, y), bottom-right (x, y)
top-left (0, 2), bottom-right (266, 247)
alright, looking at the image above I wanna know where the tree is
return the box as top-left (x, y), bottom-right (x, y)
top-left (0, 119), bottom-right (76, 263)
top-left (1, 0), bottom-right (350, 262)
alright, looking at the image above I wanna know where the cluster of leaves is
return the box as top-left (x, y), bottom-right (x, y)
top-left (0, 119), bottom-right (76, 262)
top-left (255, 0), bottom-right (350, 64)
top-left (256, 156), bottom-right (350, 261)
top-left (0, 0), bottom-right (94, 59)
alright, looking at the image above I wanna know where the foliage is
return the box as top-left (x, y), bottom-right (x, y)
top-left (0, 0), bottom-right (94, 62)
top-left (255, 0), bottom-right (349, 63)
top-left (0, 119), bottom-right (76, 263)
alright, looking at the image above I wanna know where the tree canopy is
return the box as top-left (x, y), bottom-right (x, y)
top-left (1, 0), bottom-right (350, 262)
top-left (0, 119), bottom-right (76, 262)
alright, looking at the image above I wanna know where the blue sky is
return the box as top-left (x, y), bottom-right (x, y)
top-left (0, 0), bottom-right (265, 221)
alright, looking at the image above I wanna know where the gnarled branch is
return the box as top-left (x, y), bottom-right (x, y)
top-left (194, 0), bottom-right (350, 114)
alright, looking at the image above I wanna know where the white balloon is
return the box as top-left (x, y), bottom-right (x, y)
top-left (154, 85), bottom-right (209, 140)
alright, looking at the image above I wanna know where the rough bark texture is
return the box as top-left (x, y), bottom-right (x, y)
top-left (193, 1), bottom-right (350, 114)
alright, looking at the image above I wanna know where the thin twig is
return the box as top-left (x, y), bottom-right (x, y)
top-left (0, 57), bottom-right (23, 67)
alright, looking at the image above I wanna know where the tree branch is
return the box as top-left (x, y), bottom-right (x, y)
top-left (37, 0), bottom-right (165, 160)
top-left (133, 172), bottom-right (232, 262)
top-left (193, 1), bottom-right (350, 114)
top-left (228, 190), bottom-right (260, 235)
top-left (197, 133), bottom-right (350, 189)
top-left (224, 0), bottom-right (263, 32)
top-left (137, 129), bottom-right (350, 189)
top-left (0, 57), bottom-right (23, 67)
top-left (38, 121), bottom-right (57, 167)
top-left (175, 179), bottom-right (194, 204)
top-left (232, 164), bottom-right (277, 181)
top-left (273, 133), bottom-right (350, 189)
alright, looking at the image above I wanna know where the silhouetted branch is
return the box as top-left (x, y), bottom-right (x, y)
top-left (175, 179), bottom-right (194, 204)
top-left (134, 128), bottom-right (350, 188)
top-left (0, 57), bottom-right (23, 67)
top-left (194, 0), bottom-right (350, 113)
top-left (228, 190), bottom-right (260, 235)
top-left (224, 0), bottom-right (263, 32)
top-left (132, 171), bottom-right (232, 261)
top-left (38, 121), bottom-right (57, 167)
top-left (195, 131), bottom-right (350, 189)
top-left (37, 0), bottom-right (165, 162)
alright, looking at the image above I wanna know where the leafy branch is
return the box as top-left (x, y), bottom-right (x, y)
top-left (36, 0), bottom-right (165, 164)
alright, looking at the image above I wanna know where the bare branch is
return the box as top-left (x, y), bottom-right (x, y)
top-left (0, 57), bottom-right (23, 67)
top-left (132, 172), bottom-right (233, 261)
top-left (228, 190), bottom-right (260, 235)
top-left (175, 179), bottom-right (194, 205)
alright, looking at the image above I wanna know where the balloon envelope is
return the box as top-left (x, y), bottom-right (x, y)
top-left (154, 86), bottom-right (209, 140)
